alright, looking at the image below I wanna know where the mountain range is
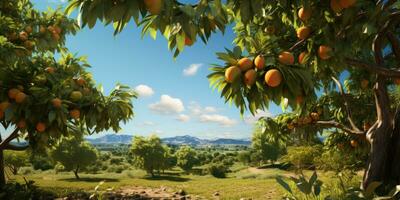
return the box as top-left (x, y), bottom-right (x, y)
top-left (86, 134), bottom-right (251, 146)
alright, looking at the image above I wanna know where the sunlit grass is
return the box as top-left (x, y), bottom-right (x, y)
top-left (9, 168), bottom-right (362, 200)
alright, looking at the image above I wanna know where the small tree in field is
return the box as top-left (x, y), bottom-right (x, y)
top-left (237, 151), bottom-right (251, 165)
top-left (252, 125), bottom-right (283, 165)
top-left (0, 0), bottom-right (136, 187)
top-left (130, 135), bottom-right (167, 177)
top-left (4, 151), bottom-right (28, 175)
top-left (176, 145), bottom-right (198, 172)
top-left (50, 136), bottom-right (98, 179)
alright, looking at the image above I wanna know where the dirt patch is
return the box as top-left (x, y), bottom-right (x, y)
top-left (61, 186), bottom-right (207, 200)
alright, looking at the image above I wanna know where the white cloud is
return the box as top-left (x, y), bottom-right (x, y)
top-left (149, 95), bottom-right (184, 115)
top-left (244, 109), bottom-right (273, 124)
top-left (183, 64), bottom-right (202, 76)
top-left (188, 102), bottom-right (217, 116)
top-left (134, 84), bottom-right (154, 97)
top-left (142, 121), bottom-right (155, 126)
top-left (204, 106), bottom-right (217, 113)
top-left (199, 114), bottom-right (237, 127)
top-left (176, 114), bottom-right (190, 122)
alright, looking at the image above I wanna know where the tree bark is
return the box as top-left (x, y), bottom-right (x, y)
top-left (0, 133), bottom-right (5, 188)
top-left (363, 33), bottom-right (395, 189)
top-left (386, 109), bottom-right (400, 185)
top-left (74, 165), bottom-right (80, 180)
top-left (0, 149), bottom-right (5, 188)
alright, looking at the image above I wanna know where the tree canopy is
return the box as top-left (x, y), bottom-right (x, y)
top-left (50, 136), bottom-right (98, 179)
top-left (130, 135), bottom-right (169, 177)
top-left (0, 0), bottom-right (137, 187)
top-left (176, 145), bottom-right (198, 172)
top-left (29, 0), bottom-right (400, 189)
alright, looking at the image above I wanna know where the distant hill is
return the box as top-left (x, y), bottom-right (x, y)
top-left (86, 134), bottom-right (250, 146)
top-left (86, 134), bottom-right (133, 144)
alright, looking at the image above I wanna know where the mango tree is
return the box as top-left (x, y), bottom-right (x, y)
top-left (0, 0), bottom-right (136, 187)
top-left (68, 0), bottom-right (400, 189)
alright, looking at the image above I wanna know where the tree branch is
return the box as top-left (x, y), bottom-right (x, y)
top-left (0, 128), bottom-right (20, 150)
top-left (289, 39), bottom-right (306, 51)
top-left (387, 31), bottom-right (400, 65)
top-left (331, 76), bottom-right (362, 132)
top-left (345, 58), bottom-right (400, 77)
top-left (373, 32), bottom-right (393, 122)
top-left (314, 120), bottom-right (364, 135)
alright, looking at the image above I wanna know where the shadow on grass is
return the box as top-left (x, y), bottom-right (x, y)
top-left (59, 177), bottom-right (119, 182)
top-left (143, 175), bottom-right (190, 182)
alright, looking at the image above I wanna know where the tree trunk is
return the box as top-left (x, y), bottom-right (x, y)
top-left (74, 165), bottom-right (80, 180)
top-left (0, 133), bottom-right (5, 188)
top-left (363, 122), bottom-right (392, 189)
top-left (0, 149), bottom-right (5, 188)
top-left (363, 75), bottom-right (393, 189)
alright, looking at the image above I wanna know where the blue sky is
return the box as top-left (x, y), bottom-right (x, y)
top-left (30, 0), bottom-right (282, 139)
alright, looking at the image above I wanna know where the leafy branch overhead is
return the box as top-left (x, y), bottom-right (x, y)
top-left (0, 1), bottom-right (137, 152)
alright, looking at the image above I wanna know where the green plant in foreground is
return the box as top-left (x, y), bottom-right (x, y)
top-left (276, 171), bottom-right (322, 200)
top-left (276, 172), bottom-right (400, 200)
top-left (89, 181), bottom-right (114, 200)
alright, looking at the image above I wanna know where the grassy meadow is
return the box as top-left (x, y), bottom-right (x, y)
top-left (7, 164), bottom-right (362, 199)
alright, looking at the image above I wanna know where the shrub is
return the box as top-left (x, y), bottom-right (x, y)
top-left (314, 149), bottom-right (361, 171)
top-left (208, 163), bottom-right (227, 178)
top-left (18, 166), bottom-right (34, 175)
top-left (237, 151), bottom-right (251, 165)
top-left (100, 152), bottom-right (112, 161)
top-left (85, 162), bottom-right (103, 174)
top-left (54, 163), bottom-right (65, 173)
top-left (281, 145), bottom-right (322, 169)
top-left (106, 165), bottom-right (125, 173)
top-left (30, 155), bottom-right (54, 171)
top-left (0, 181), bottom-right (56, 200)
top-left (109, 157), bottom-right (124, 165)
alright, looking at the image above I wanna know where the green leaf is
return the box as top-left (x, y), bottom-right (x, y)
top-left (276, 176), bottom-right (292, 194)
top-left (48, 111), bottom-right (57, 123)
top-left (309, 171), bottom-right (318, 185)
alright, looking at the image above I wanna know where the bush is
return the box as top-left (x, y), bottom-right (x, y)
top-left (281, 145), bottom-right (322, 169)
top-left (314, 149), bottom-right (361, 171)
top-left (18, 166), bottom-right (34, 175)
top-left (85, 161), bottom-right (105, 174)
top-left (106, 165), bottom-right (125, 173)
top-left (208, 163), bottom-right (227, 178)
top-left (54, 163), bottom-right (65, 173)
top-left (237, 151), bottom-right (251, 165)
top-left (0, 181), bottom-right (56, 200)
top-left (30, 155), bottom-right (54, 170)
top-left (100, 152), bottom-right (112, 161)
top-left (109, 157), bottom-right (124, 165)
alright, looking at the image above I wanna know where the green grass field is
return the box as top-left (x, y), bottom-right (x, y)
top-left (7, 166), bottom-right (362, 200)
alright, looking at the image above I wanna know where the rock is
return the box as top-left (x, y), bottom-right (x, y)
top-left (177, 189), bottom-right (186, 196)
top-left (213, 192), bottom-right (220, 196)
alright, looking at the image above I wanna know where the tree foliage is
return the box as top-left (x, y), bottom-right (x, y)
top-left (130, 135), bottom-right (169, 177)
top-left (4, 150), bottom-right (28, 175)
top-left (176, 145), bottom-right (198, 172)
top-left (50, 136), bottom-right (98, 179)
top-left (252, 124), bottom-right (284, 164)
top-left (0, 0), bottom-right (136, 150)
top-left (67, 0), bottom-right (400, 189)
